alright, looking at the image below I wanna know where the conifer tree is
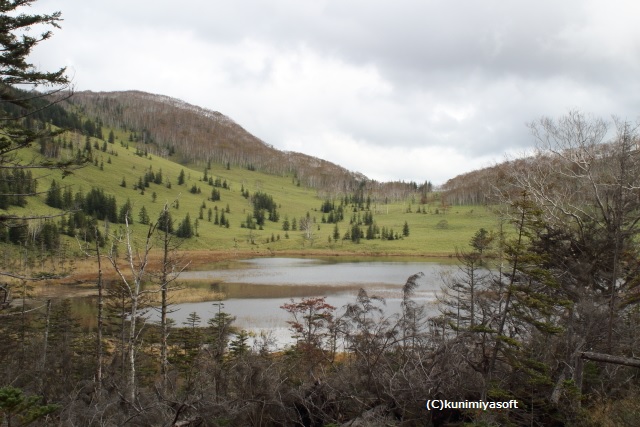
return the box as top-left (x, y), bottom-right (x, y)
top-left (229, 330), bottom-right (250, 358)
top-left (157, 208), bottom-right (174, 234)
top-left (138, 205), bottom-right (150, 225)
top-left (176, 213), bottom-right (193, 238)
top-left (402, 221), bottom-right (410, 237)
top-left (118, 198), bottom-right (133, 224)
top-left (45, 180), bottom-right (62, 208)
top-left (0, 0), bottom-right (76, 266)
top-left (208, 308), bottom-right (235, 361)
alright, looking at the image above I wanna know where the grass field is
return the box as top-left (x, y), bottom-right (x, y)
top-left (6, 127), bottom-right (504, 261)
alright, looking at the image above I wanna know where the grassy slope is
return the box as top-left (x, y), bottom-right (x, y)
top-left (11, 128), bottom-right (500, 257)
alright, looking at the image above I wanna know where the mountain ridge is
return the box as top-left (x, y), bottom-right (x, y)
top-left (67, 90), bottom-right (375, 195)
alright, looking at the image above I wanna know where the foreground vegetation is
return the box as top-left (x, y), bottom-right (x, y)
top-left (4, 113), bottom-right (640, 426)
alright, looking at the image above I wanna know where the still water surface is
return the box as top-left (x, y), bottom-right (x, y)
top-left (163, 257), bottom-right (450, 342)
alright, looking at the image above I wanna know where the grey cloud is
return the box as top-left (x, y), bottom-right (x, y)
top-left (29, 0), bottom-right (640, 183)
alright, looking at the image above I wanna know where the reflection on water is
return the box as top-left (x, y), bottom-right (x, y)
top-left (182, 257), bottom-right (444, 287)
top-left (161, 257), bottom-right (448, 342)
top-left (162, 293), bottom-right (438, 338)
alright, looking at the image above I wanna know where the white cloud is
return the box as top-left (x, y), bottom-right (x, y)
top-left (26, 0), bottom-right (640, 184)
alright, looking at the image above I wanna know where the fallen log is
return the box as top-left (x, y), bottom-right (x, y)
top-left (581, 351), bottom-right (640, 369)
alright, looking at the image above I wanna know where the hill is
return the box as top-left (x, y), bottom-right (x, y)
top-left (0, 90), bottom-right (497, 259)
top-left (68, 90), bottom-right (371, 194)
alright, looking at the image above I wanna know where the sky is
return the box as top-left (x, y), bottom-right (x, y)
top-left (27, 0), bottom-right (640, 185)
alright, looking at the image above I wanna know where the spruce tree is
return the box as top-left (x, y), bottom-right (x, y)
top-left (0, 0), bottom-right (76, 254)
top-left (118, 198), bottom-right (133, 224)
top-left (138, 206), bottom-right (150, 225)
top-left (176, 213), bottom-right (193, 238)
top-left (45, 180), bottom-right (62, 208)
top-left (402, 221), bottom-right (410, 237)
top-left (158, 209), bottom-right (174, 234)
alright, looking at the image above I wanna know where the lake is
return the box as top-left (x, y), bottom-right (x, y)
top-left (157, 257), bottom-right (451, 345)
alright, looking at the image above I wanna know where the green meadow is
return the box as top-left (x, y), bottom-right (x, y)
top-left (10, 127), bottom-right (500, 257)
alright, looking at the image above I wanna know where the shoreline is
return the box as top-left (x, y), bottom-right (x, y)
top-left (66, 248), bottom-right (455, 284)
top-left (16, 248), bottom-right (456, 305)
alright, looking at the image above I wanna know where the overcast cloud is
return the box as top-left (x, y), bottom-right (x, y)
top-left (28, 0), bottom-right (640, 184)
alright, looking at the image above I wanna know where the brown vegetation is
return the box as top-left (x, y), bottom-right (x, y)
top-left (69, 91), bottom-right (366, 192)
top-left (68, 90), bottom-right (428, 201)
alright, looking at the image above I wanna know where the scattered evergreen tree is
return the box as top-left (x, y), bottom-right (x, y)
top-left (154, 169), bottom-right (163, 184)
top-left (45, 180), bottom-right (63, 209)
top-left (138, 206), bottom-right (150, 225)
top-left (118, 198), bottom-right (133, 224)
top-left (351, 223), bottom-right (362, 243)
top-left (176, 213), bottom-right (193, 238)
top-left (157, 209), bottom-right (174, 234)
top-left (208, 309), bottom-right (235, 361)
top-left (229, 330), bottom-right (250, 358)
top-left (366, 223), bottom-right (375, 240)
top-left (84, 188), bottom-right (117, 223)
top-left (470, 227), bottom-right (492, 255)
top-left (251, 192), bottom-right (279, 223)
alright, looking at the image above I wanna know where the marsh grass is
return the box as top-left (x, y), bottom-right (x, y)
top-left (148, 285), bottom-right (226, 305)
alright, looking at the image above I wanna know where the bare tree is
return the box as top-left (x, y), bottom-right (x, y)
top-left (299, 214), bottom-right (315, 246)
top-left (106, 216), bottom-right (156, 403)
top-left (505, 112), bottom-right (640, 348)
top-left (484, 111), bottom-right (640, 415)
top-left (76, 226), bottom-right (107, 395)
top-left (152, 203), bottom-right (189, 391)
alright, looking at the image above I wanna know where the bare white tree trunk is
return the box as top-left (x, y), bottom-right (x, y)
top-left (107, 216), bottom-right (155, 404)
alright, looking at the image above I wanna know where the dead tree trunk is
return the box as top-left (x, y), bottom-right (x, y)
top-left (581, 351), bottom-right (640, 369)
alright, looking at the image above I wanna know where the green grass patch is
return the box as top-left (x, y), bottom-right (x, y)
top-left (5, 128), bottom-right (504, 257)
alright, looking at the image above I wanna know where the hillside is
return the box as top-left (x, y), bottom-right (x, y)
top-left (67, 91), bottom-right (371, 194)
top-left (0, 92), bottom-right (497, 258)
top-left (15, 129), bottom-right (495, 255)
top-left (440, 157), bottom-right (536, 206)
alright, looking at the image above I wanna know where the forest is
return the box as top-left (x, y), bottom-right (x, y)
top-left (1, 2), bottom-right (640, 426)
